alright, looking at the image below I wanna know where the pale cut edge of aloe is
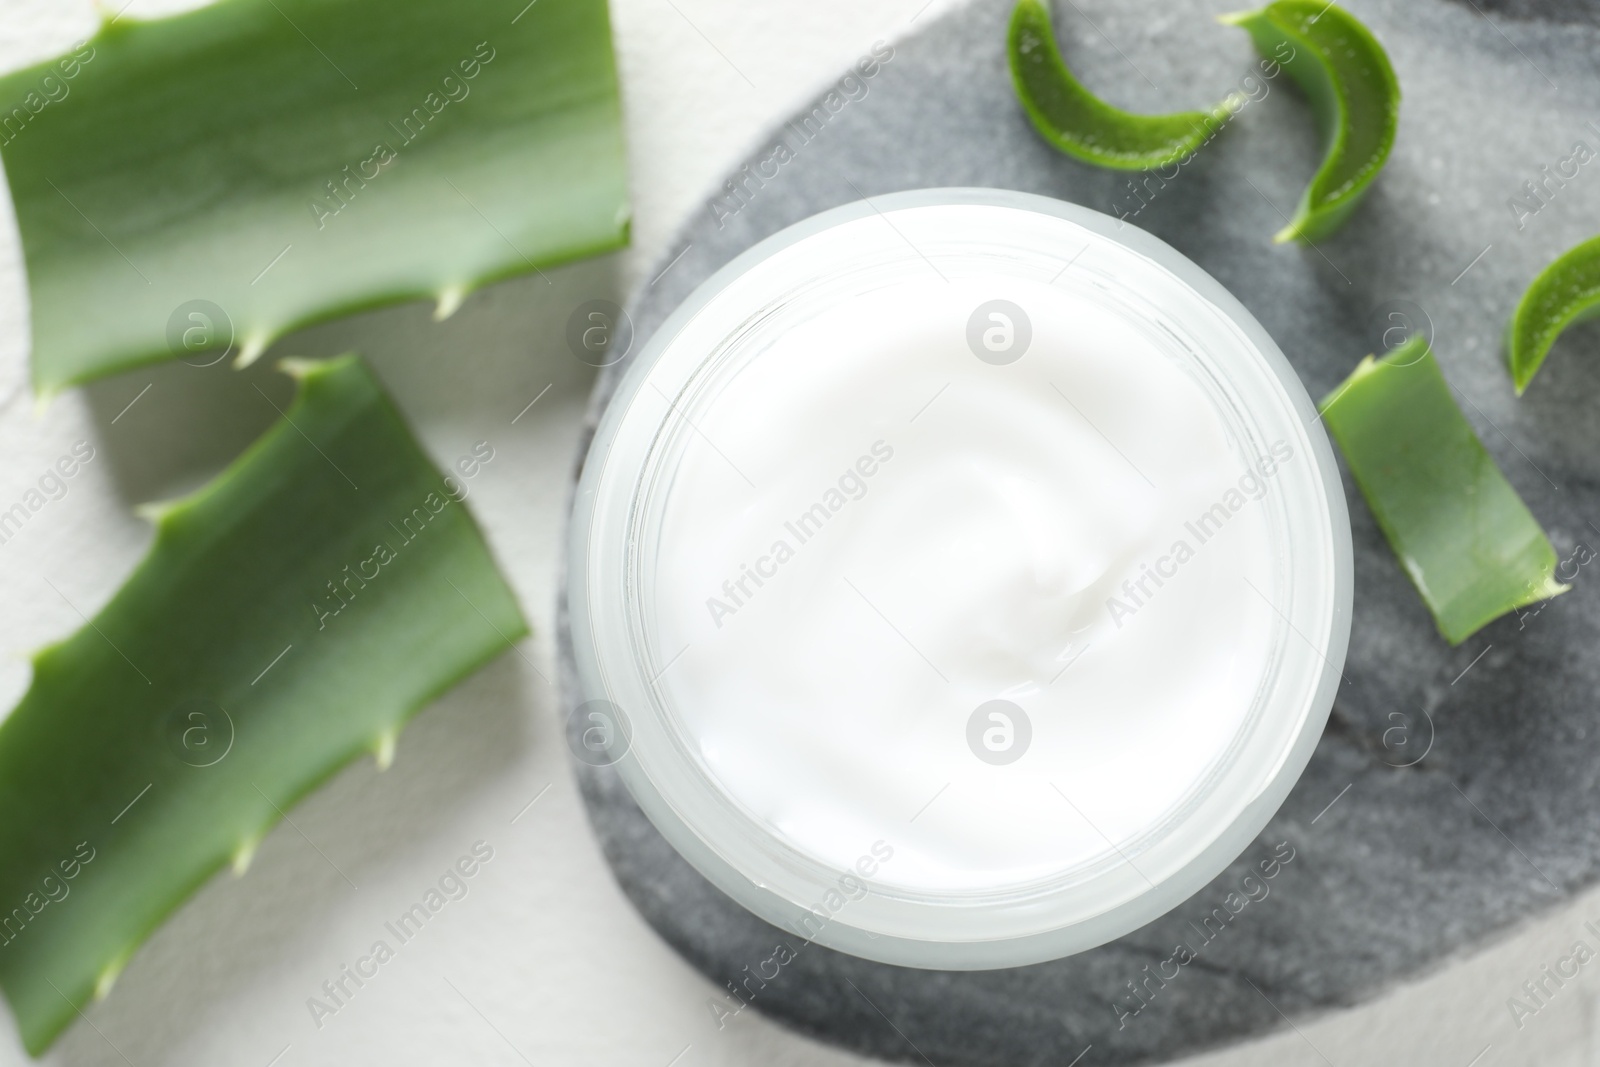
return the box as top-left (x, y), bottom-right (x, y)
top-left (1320, 337), bottom-right (1565, 645)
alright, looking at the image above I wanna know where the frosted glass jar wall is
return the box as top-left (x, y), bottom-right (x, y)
top-left (567, 189), bottom-right (1351, 968)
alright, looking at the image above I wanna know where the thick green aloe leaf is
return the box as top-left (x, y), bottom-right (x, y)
top-left (0, 0), bottom-right (629, 395)
top-left (0, 355), bottom-right (527, 1053)
top-left (1320, 337), bottom-right (1566, 645)
top-left (1007, 0), bottom-right (1233, 170)
top-left (1222, 1), bottom-right (1399, 243)
top-left (1507, 234), bottom-right (1600, 394)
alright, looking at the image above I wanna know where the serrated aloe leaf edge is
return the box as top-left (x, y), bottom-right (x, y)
top-left (0, 355), bottom-right (528, 1053)
top-left (1320, 336), bottom-right (1566, 645)
top-left (0, 0), bottom-right (629, 395)
top-left (1007, 0), bottom-right (1234, 170)
top-left (1222, 0), bottom-right (1399, 243)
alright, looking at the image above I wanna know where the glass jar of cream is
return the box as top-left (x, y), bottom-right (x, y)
top-left (567, 188), bottom-right (1351, 969)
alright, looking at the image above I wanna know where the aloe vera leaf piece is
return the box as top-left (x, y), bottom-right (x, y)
top-left (0, 355), bottom-right (527, 1053)
top-left (1506, 234), bottom-right (1600, 394)
top-left (1319, 337), bottom-right (1565, 645)
top-left (1222, 1), bottom-right (1399, 243)
top-left (1007, 0), bottom-right (1234, 170)
top-left (0, 0), bottom-right (629, 396)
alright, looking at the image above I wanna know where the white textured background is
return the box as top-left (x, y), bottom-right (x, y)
top-left (0, 1), bottom-right (1596, 1064)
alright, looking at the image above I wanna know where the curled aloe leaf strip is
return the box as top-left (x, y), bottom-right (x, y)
top-left (0, 356), bottom-right (527, 1053)
top-left (1319, 336), bottom-right (1566, 645)
top-left (1007, 0), bottom-right (1234, 170)
top-left (1222, 0), bottom-right (1399, 243)
top-left (1507, 234), bottom-right (1600, 394)
top-left (0, 0), bottom-right (629, 395)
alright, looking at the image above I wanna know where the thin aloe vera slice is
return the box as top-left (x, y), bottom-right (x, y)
top-left (0, 355), bottom-right (527, 1053)
top-left (1007, 0), bottom-right (1234, 170)
top-left (1507, 234), bottom-right (1600, 394)
top-left (1222, 1), bottom-right (1399, 243)
top-left (0, 0), bottom-right (629, 395)
top-left (1320, 337), bottom-right (1565, 645)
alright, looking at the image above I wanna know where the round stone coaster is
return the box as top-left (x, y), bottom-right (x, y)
top-left (562, 0), bottom-right (1600, 1061)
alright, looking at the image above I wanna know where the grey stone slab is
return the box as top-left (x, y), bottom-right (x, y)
top-left (560, 0), bottom-right (1600, 1062)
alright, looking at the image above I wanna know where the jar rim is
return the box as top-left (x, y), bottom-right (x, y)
top-left (567, 188), bottom-right (1353, 969)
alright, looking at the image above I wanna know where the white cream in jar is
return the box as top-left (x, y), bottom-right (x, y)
top-left (569, 189), bottom-right (1350, 968)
